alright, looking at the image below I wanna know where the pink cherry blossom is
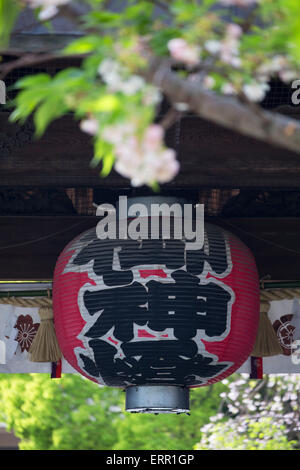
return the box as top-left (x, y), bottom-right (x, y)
top-left (205, 40), bottom-right (222, 55)
top-left (167, 38), bottom-right (200, 67)
top-left (221, 82), bottom-right (237, 95)
top-left (102, 122), bottom-right (179, 186)
top-left (202, 76), bottom-right (216, 89)
top-left (243, 81), bottom-right (270, 102)
top-left (226, 24), bottom-right (243, 39)
top-left (205, 24), bottom-right (242, 67)
top-left (215, 23), bottom-right (243, 67)
top-left (79, 118), bottom-right (99, 136)
top-left (144, 125), bottom-right (165, 150)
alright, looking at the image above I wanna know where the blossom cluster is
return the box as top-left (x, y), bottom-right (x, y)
top-left (167, 39), bottom-right (201, 67)
top-left (257, 55), bottom-right (298, 84)
top-left (168, 19), bottom-right (299, 105)
top-left (197, 374), bottom-right (300, 450)
top-left (79, 58), bottom-right (178, 186)
top-left (98, 58), bottom-right (161, 105)
top-left (80, 119), bottom-right (179, 187)
top-left (102, 122), bottom-right (179, 187)
top-left (205, 23), bottom-right (242, 68)
top-left (167, 26), bottom-right (271, 103)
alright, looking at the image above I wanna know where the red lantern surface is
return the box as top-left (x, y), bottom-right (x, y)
top-left (53, 222), bottom-right (260, 389)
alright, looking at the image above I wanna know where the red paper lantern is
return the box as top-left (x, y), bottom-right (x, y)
top-left (53, 218), bottom-right (260, 413)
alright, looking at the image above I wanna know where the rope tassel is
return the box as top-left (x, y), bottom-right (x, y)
top-left (29, 305), bottom-right (62, 363)
top-left (251, 300), bottom-right (283, 357)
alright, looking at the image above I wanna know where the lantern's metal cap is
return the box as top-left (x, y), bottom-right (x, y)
top-left (125, 385), bottom-right (190, 414)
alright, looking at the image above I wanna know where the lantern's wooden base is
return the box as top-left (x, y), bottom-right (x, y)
top-left (125, 385), bottom-right (190, 414)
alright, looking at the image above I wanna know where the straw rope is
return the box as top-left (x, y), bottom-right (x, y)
top-left (251, 300), bottom-right (283, 357)
top-left (0, 297), bottom-right (52, 307)
top-left (1, 288), bottom-right (299, 307)
top-left (260, 288), bottom-right (300, 302)
top-left (251, 288), bottom-right (300, 357)
top-left (1, 287), bottom-right (300, 361)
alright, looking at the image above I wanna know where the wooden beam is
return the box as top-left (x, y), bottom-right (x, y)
top-left (2, 110), bottom-right (300, 188)
top-left (0, 112), bottom-right (120, 187)
top-left (0, 216), bottom-right (299, 281)
top-left (0, 216), bottom-right (98, 280)
top-left (2, 33), bottom-right (83, 55)
top-left (175, 114), bottom-right (300, 188)
top-left (212, 217), bottom-right (300, 280)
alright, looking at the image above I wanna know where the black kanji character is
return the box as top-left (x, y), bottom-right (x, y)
top-left (73, 238), bottom-right (133, 286)
top-left (83, 282), bottom-right (148, 342)
top-left (79, 338), bottom-right (229, 386)
top-left (147, 270), bottom-right (232, 339)
top-left (186, 224), bottom-right (229, 276)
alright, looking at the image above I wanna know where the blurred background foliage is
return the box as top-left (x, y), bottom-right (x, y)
top-left (0, 373), bottom-right (299, 450)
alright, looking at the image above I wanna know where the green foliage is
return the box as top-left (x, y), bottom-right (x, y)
top-left (0, 373), bottom-right (225, 450)
top-left (10, 69), bottom-right (87, 135)
top-left (1, 372), bottom-right (300, 451)
top-left (63, 35), bottom-right (112, 55)
top-left (195, 417), bottom-right (297, 450)
top-left (0, 374), bottom-right (124, 450)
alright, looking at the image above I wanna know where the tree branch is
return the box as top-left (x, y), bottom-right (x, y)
top-left (0, 50), bottom-right (87, 81)
top-left (3, 48), bottom-right (300, 159)
top-left (159, 107), bottom-right (182, 129)
top-left (0, 53), bottom-right (59, 80)
top-left (143, 57), bottom-right (300, 155)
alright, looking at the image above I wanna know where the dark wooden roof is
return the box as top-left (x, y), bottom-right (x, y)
top-left (1, 106), bottom-right (300, 189)
top-left (2, 4), bottom-right (87, 54)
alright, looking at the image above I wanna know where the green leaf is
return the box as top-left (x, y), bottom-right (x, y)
top-left (170, 1), bottom-right (201, 22)
top-left (13, 73), bottom-right (51, 90)
top-left (100, 151), bottom-right (115, 176)
top-left (149, 28), bottom-right (182, 56)
top-left (33, 97), bottom-right (68, 137)
top-left (82, 94), bottom-right (121, 113)
top-left (63, 36), bottom-right (106, 55)
top-left (9, 87), bottom-right (50, 123)
top-left (82, 10), bottom-right (121, 30)
top-left (124, 2), bottom-right (153, 34)
top-left (0, 0), bottom-right (20, 47)
top-left (151, 181), bottom-right (160, 193)
top-left (52, 68), bottom-right (86, 89)
top-left (94, 138), bottom-right (106, 162)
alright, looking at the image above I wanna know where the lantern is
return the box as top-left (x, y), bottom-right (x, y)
top-left (53, 197), bottom-right (260, 414)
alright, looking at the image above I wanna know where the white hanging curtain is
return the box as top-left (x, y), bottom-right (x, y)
top-left (0, 282), bottom-right (76, 375)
